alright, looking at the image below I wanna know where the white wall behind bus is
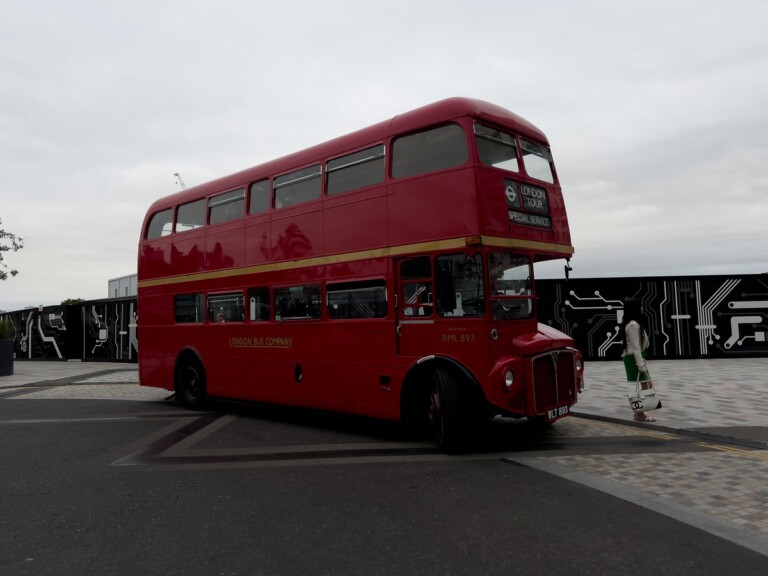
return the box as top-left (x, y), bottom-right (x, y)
top-left (108, 274), bottom-right (138, 298)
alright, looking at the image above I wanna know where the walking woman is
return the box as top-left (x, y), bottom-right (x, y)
top-left (622, 298), bottom-right (656, 422)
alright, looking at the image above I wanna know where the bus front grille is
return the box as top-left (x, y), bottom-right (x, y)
top-left (531, 350), bottom-right (576, 413)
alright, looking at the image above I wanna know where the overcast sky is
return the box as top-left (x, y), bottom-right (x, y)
top-left (1, 0), bottom-right (767, 311)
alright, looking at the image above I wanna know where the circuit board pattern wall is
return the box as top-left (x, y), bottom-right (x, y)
top-left (537, 274), bottom-right (768, 360)
top-left (3, 276), bottom-right (766, 362)
top-left (2, 299), bottom-right (137, 362)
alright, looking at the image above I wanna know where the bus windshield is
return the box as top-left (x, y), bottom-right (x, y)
top-left (489, 253), bottom-right (533, 320)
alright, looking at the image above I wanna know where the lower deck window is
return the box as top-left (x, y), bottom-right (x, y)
top-left (175, 294), bottom-right (204, 323)
top-left (208, 293), bottom-right (244, 323)
top-left (327, 280), bottom-right (387, 319)
top-left (275, 285), bottom-right (321, 320)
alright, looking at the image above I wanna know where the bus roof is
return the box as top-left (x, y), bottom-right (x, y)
top-left (147, 97), bottom-right (549, 213)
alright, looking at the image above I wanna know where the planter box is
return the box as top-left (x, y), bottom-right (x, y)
top-left (0, 339), bottom-right (13, 377)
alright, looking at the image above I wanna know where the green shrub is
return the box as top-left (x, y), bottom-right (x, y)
top-left (0, 318), bottom-right (14, 340)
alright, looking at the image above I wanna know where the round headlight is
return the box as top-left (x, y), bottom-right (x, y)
top-left (575, 358), bottom-right (583, 372)
top-left (504, 369), bottom-right (515, 389)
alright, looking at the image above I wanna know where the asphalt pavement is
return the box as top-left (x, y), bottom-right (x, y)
top-left (2, 356), bottom-right (768, 561)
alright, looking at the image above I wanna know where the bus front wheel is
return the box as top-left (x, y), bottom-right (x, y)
top-left (175, 355), bottom-right (206, 409)
top-left (427, 368), bottom-right (471, 452)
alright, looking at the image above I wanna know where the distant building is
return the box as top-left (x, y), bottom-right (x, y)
top-left (108, 274), bottom-right (137, 298)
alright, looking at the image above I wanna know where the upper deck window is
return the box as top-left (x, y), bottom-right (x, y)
top-left (391, 124), bottom-right (468, 179)
top-left (249, 179), bottom-right (270, 214)
top-left (274, 165), bottom-right (321, 208)
top-left (521, 139), bottom-right (554, 183)
top-left (326, 145), bottom-right (385, 195)
top-left (175, 199), bottom-right (205, 233)
top-left (146, 208), bottom-right (173, 239)
top-left (209, 188), bottom-right (245, 225)
top-left (474, 123), bottom-right (519, 173)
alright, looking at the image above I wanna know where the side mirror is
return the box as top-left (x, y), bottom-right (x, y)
top-left (564, 262), bottom-right (572, 281)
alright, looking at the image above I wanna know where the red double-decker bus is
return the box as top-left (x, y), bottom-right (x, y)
top-left (138, 97), bottom-right (584, 450)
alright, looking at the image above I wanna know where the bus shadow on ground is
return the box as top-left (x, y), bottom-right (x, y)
top-left (190, 399), bottom-right (572, 455)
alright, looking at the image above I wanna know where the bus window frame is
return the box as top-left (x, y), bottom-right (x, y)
top-left (207, 291), bottom-right (245, 323)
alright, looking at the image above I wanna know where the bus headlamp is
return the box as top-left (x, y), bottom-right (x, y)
top-left (504, 369), bottom-right (515, 389)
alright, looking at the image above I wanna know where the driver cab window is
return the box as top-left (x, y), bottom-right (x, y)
top-left (489, 253), bottom-right (533, 320)
top-left (435, 253), bottom-right (485, 317)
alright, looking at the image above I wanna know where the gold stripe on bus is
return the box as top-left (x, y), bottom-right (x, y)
top-left (481, 235), bottom-right (575, 255)
top-left (137, 236), bottom-right (573, 289)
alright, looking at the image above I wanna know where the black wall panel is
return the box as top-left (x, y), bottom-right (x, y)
top-left (537, 274), bottom-right (768, 360)
top-left (2, 274), bottom-right (766, 363)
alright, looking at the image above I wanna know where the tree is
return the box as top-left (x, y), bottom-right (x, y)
top-left (0, 218), bottom-right (24, 281)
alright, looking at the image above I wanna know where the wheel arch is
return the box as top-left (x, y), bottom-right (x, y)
top-left (174, 347), bottom-right (205, 383)
top-left (399, 355), bottom-right (485, 427)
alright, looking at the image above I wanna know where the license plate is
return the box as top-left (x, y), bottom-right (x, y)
top-left (546, 404), bottom-right (570, 420)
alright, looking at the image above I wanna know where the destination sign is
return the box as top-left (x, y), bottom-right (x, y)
top-left (508, 210), bottom-right (552, 228)
top-left (520, 184), bottom-right (549, 214)
top-left (505, 179), bottom-right (551, 228)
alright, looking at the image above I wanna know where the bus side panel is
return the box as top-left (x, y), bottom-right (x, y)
top-left (270, 204), bottom-right (323, 261)
top-left (172, 229), bottom-right (206, 275)
top-left (206, 220), bottom-right (245, 270)
top-left (138, 238), bottom-right (172, 280)
top-left (322, 319), bottom-right (400, 419)
top-left (387, 170), bottom-right (479, 246)
top-left (244, 217), bottom-right (271, 267)
top-left (206, 321), bottom-right (342, 410)
top-left (137, 292), bottom-right (175, 391)
top-left (323, 187), bottom-right (388, 255)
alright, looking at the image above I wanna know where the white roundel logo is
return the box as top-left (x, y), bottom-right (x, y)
top-left (505, 185), bottom-right (517, 204)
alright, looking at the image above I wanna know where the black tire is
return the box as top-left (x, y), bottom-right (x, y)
top-left (427, 368), bottom-right (472, 452)
top-left (175, 355), bottom-right (206, 409)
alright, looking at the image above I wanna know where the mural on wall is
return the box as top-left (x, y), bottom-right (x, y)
top-left (84, 299), bottom-right (138, 361)
top-left (2, 299), bottom-right (138, 362)
top-left (2, 306), bottom-right (69, 360)
top-left (2, 275), bottom-right (766, 363)
top-left (537, 274), bottom-right (768, 360)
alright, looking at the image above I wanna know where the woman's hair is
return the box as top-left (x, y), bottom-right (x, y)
top-left (621, 298), bottom-right (645, 344)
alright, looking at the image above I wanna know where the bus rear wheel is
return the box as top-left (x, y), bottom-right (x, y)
top-left (427, 368), bottom-right (472, 452)
top-left (175, 355), bottom-right (206, 409)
